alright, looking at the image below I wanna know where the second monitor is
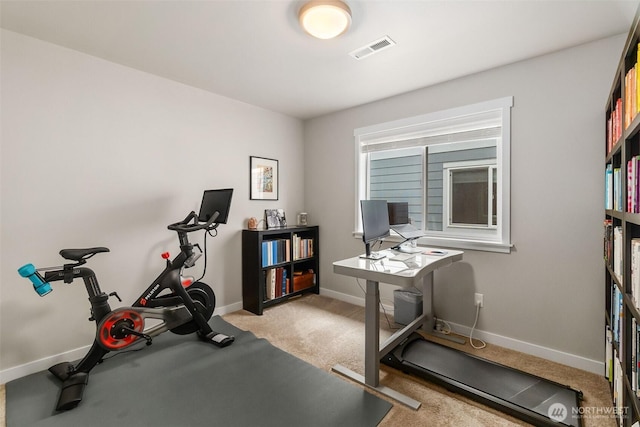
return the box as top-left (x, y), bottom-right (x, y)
top-left (388, 202), bottom-right (424, 239)
top-left (388, 202), bottom-right (424, 252)
top-left (360, 200), bottom-right (390, 260)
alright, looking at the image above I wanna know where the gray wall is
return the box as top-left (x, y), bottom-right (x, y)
top-left (303, 34), bottom-right (626, 366)
top-left (0, 29), bottom-right (305, 373)
top-left (0, 27), bottom-right (627, 377)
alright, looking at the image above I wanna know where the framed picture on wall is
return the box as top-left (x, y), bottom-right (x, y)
top-left (250, 156), bottom-right (279, 200)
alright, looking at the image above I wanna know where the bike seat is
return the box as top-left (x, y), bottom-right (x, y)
top-left (60, 247), bottom-right (110, 261)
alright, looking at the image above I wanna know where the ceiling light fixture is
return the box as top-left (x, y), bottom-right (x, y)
top-left (299, 1), bottom-right (352, 40)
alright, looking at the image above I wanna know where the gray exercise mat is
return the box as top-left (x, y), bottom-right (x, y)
top-left (6, 316), bottom-right (392, 426)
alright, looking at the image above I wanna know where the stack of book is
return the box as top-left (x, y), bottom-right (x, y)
top-left (264, 267), bottom-right (289, 300)
top-left (292, 234), bottom-right (314, 260)
top-left (261, 238), bottom-right (291, 267)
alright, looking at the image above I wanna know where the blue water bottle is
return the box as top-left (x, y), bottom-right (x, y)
top-left (18, 264), bottom-right (53, 296)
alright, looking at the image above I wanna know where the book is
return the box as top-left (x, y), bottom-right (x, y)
top-left (604, 219), bottom-right (613, 263)
top-left (614, 353), bottom-right (623, 423)
top-left (632, 238), bottom-right (640, 309)
top-left (606, 325), bottom-right (612, 381)
top-left (610, 98), bottom-right (623, 147)
top-left (614, 226), bottom-right (623, 281)
top-left (261, 238), bottom-right (291, 267)
top-left (633, 317), bottom-right (637, 394)
top-left (613, 167), bottom-right (622, 211)
top-left (627, 156), bottom-right (640, 213)
top-left (605, 164), bottom-right (613, 210)
top-left (292, 234), bottom-right (314, 260)
top-left (264, 267), bottom-right (290, 300)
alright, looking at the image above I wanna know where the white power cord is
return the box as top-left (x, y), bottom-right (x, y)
top-left (436, 307), bottom-right (486, 350)
top-left (469, 303), bottom-right (486, 349)
top-left (435, 318), bottom-right (452, 335)
top-left (354, 277), bottom-right (486, 348)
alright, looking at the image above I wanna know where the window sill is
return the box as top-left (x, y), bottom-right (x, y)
top-left (352, 233), bottom-right (512, 254)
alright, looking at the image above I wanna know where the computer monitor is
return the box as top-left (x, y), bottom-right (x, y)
top-left (388, 202), bottom-right (410, 226)
top-left (198, 188), bottom-right (233, 224)
top-left (360, 199), bottom-right (390, 259)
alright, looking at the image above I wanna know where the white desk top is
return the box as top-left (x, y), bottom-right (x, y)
top-left (333, 248), bottom-right (463, 287)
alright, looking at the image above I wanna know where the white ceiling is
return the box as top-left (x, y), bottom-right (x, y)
top-left (1, 0), bottom-right (639, 120)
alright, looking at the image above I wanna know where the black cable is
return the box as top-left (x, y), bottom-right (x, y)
top-left (355, 278), bottom-right (399, 331)
top-left (196, 227), bottom-right (217, 283)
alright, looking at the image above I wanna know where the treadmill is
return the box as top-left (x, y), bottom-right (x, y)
top-left (382, 333), bottom-right (583, 427)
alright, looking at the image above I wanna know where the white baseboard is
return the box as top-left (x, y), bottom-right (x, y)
top-left (443, 320), bottom-right (603, 375)
top-left (0, 301), bottom-right (243, 385)
top-left (216, 301), bottom-right (242, 316)
top-left (320, 288), bottom-right (395, 312)
top-left (320, 288), bottom-right (604, 375)
top-left (2, 293), bottom-right (603, 384)
top-left (0, 345), bottom-right (92, 385)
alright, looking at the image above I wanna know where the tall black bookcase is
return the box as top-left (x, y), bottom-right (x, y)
top-left (604, 6), bottom-right (640, 426)
top-left (242, 226), bottom-right (319, 315)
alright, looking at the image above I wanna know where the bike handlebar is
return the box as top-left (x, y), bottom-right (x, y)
top-left (18, 211), bottom-right (223, 297)
top-left (167, 211), bottom-right (220, 233)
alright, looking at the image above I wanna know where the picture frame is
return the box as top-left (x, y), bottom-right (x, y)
top-left (250, 156), bottom-right (279, 200)
top-left (265, 209), bottom-right (287, 229)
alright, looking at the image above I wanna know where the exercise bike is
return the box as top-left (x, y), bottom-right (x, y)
top-left (18, 199), bottom-right (234, 411)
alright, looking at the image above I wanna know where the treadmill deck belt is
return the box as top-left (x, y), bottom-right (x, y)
top-left (382, 333), bottom-right (582, 427)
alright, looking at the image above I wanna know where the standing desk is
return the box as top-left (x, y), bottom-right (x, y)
top-left (332, 248), bottom-right (463, 409)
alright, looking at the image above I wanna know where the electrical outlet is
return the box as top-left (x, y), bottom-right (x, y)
top-left (474, 293), bottom-right (484, 308)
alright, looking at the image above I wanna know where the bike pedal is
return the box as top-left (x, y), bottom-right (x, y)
top-left (203, 332), bottom-right (235, 347)
top-left (56, 373), bottom-right (89, 411)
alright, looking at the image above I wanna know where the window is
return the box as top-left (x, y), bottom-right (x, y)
top-left (355, 97), bottom-right (513, 253)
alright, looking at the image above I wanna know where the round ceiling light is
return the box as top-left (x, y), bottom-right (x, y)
top-left (299, 1), bottom-right (352, 40)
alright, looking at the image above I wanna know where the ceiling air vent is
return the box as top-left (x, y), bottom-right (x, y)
top-left (349, 36), bottom-right (395, 60)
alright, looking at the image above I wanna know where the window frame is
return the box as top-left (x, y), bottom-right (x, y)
top-left (442, 159), bottom-right (497, 236)
top-left (354, 97), bottom-right (513, 253)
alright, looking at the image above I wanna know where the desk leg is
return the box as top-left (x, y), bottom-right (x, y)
top-left (332, 279), bottom-right (422, 410)
top-left (422, 272), bottom-right (434, 332)
top-left (422, 270), bottom-right (466, 344)
top-left (365, 279), bottom-right (380, 386)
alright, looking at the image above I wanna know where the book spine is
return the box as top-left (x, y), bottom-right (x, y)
top-left (633, 317), bottom-right (637, 396)
top-left (607, 116), bottom-right (613, 154)
top-left (614, 226), bottom-right (623, 281)
top-left (282, 268), bottom-right (287, 296)
top-left (628, 159), bottom-right (633, 213)
top-left (614, 167), bottom-right (622, 211)
top-left (262, 241), bottom-right (268, 267)
top-left (606, 164), bottom-right (613, 210)
top-left (604, 219), bottom-right (613, 263)
top-left (606, 325), bottom-right (612, 381)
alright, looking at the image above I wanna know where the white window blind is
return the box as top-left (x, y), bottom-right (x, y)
top-left (355, 97), bottom-right (513, 253)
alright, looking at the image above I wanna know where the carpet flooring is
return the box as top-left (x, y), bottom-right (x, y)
top-left (224, 294), bottom-right (615, 427)
top-left (1, 293), bottom-right (616, 426)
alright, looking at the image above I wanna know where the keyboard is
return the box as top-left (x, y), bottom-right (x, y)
top-left (390, 253), bottom-right (416, 262)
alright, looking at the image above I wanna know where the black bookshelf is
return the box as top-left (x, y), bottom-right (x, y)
top-left (604, 6), bottom-right (640, 426)
top-left (242, 226), bottom-right (319, 315)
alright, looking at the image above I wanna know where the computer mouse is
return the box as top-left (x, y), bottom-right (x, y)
top-left (425, 250), bottom-right (446, 255)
